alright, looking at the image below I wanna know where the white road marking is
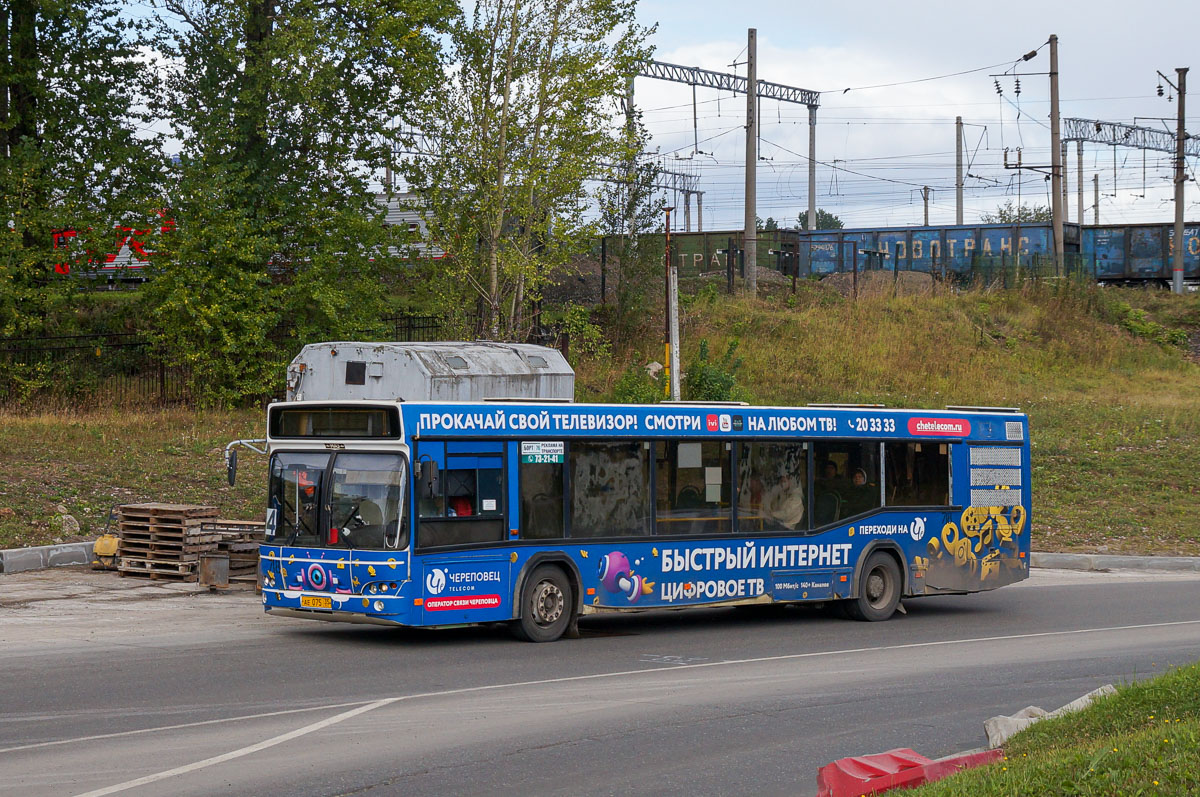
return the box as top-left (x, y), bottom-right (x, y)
top-left (0, 701), bottom-right (375, 754)
top-left (72, 699), bottom-right (398, 797)
top-left (56, 617), bottom-right (1200, 796)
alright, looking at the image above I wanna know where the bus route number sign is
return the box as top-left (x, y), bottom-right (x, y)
top-left (520, 441), bottom-right (564, 464)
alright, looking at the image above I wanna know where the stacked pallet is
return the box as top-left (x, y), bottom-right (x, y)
top-left (117, 503), bottom-right (221, 581)
top-left (200, 520), bottom-right (266, 583)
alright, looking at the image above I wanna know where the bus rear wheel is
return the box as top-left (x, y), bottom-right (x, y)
top-left (514, 565), bottom-right (573, 642)
top-left (845, 551), bottom-right (902, 622)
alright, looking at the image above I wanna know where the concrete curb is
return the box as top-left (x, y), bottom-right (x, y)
top-left (0, 540), bottom-right (95, 574)
top-left (1031, 551), bottom-right (1200, 573)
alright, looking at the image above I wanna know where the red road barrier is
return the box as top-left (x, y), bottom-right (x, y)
top-left (817, 747), bottom-right (1004, 797)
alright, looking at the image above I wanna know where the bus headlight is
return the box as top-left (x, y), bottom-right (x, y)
top-left (373, 600), bottom-right (384, 612)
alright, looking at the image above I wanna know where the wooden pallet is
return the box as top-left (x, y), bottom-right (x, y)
top-left (116, 503), bottom-right (220, 581)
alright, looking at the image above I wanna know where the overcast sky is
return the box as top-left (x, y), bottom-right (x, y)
top-left (632, 0), bottom-right (1198, 230)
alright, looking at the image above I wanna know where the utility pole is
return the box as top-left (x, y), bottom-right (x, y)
top-left (1172, 67), bottom-right (1188, 294)
top-left (955, 116), bottom-right (964, 225)
top-left (664, 207), bottom-right (680, 401)
top-left (744, 28), bottom-right (758, 294)
top-left (1077, 142), bottom-right (1084, 225)
top-left (697, 194), bottom-right (703, 232)
top-left (1093, 173), bottom-right (1099, 225)
top-left (1049, 34), bottom-right (1064, 271)
top-left (808, 106), bottom-right (817, 231)
top-left (921, 186), bottom-right (932, 226)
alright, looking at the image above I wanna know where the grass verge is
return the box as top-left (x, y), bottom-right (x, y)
top-left (0, 408), bottom-right (264, 549)
top-left (577, 280), bottom-right (1200, 555)
top-left (1, 281), bottom-right (1197, 554)
top-left (908, 661), bottom-right (1200, 796)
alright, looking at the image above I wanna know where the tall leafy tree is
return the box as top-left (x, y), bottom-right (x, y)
top-left (147, 0), bottom-right (453, 403)
top-left (596, 112), bottom-right (663, 340)
top-left (980, 201), bottom-right (1051, 224)
top-left (402, 0), bottom-right (652, 338)
top-left (795, 208), bottom-right (843, 230)
top-left (0, 2), bottom-right (166, 337)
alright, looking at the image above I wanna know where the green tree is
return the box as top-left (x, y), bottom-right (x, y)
top-left (402, 0), bottom-right (652, 338)
top-left (0, 3), bottom-right (166, 338)
top-left (763, 216), bottom-right (779, 231)
top-left (146, 0), bottom-right (453, 404)
top-left (980, 201), bottom-right (1052, 224)
top-left (597, 110), bottom-right (663, 339)
top-left (795, 209), bottom-right (843, 230)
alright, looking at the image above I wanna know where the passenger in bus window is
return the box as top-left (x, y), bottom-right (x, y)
top-left (764, 471), bottom-right (805, 530)
top-left (844, 467), bottom-right (879, 516)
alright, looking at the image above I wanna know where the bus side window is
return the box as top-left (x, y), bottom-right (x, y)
top-left (813, 441), bottom-right (881, 524)
top-left (519, 460), bottom-right (564, 539)
top-left (739, 441), bottom-right (808, 532)
top-left (885, 442), bottom-right (950, 506)
top-left (570, 441), bottom-right (651, 537)
top-left (655, 441), bottom-right (731, 535)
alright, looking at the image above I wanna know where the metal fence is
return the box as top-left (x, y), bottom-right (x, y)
top-left (0, 332), bottom-right (190, 408)
top-left (0, 315), bottom-right (455, 408)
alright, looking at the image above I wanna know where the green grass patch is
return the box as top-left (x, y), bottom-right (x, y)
top-left (576, 281), bottom-right (1200, 554)
top-left (3, 282), bottom-right (1198, 554)
top-left (909, 661), bottom-right (1200, 796)
top-left (0, 408), bottom-right (265, 548)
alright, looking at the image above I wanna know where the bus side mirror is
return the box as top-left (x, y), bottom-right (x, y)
top-left (227, 449), bottom-right (238, 487)
top-left (418, 459), bottom-right (438, 499)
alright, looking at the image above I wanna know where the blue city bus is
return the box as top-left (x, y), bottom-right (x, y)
top-left (255, 400), bottom-right (1030, 642)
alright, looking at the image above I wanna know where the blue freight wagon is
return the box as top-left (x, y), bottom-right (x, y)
top-left (1081, 223), bottom-right (1200, 282)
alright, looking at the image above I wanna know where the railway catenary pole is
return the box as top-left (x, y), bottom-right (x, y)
top-left (921, 186), bottom-right (931, 226)
top-left (744, 28), bottom-right (758, 294)
top-left (1077, 142), bottom-right (1084, 225)
top-left (664, 207), bottom-right (678, 400)
top-left (955, 116), bottom-right (964, 225)
top-left (634, 54), bottom-right (818, 258)
top-left (808, 106), bottom-right (817, 231)
top-left (1171, 67), bottom-right (1188, 295)
top-left (1094, 173), bottom-right (1099, 225)
top-left (1049, 34), bottom-right (1064, 273)
top-left (1061, 141), bottom-right (1069, 222)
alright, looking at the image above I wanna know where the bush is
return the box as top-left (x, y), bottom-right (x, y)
top-left (684, 338), bottom-right (745, 402)
top-left (612, 363), bottom-right (661, 404)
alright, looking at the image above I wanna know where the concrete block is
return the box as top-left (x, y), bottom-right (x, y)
top-left (0, 541), bottom-right (95, 574)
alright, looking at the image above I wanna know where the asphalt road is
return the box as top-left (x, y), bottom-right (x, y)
top-left (2, 567), bottom-right (1199, 797)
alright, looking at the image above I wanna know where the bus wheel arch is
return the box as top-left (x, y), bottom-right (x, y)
top-left (512, 555), bottom-right (581, 642)
top-left (846, 543), bottom-right (906, 622)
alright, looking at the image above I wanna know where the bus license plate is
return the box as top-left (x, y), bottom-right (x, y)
top-left (300, 595), bottom-right (332, 610)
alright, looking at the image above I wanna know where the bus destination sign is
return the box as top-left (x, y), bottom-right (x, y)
top-left (520, 441), bottom-right (565, 464)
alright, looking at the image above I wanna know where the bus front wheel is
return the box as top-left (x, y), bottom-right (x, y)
top-left (845, 552), bottom-right (901, 622)
top-left (514, 565), bottom-right (573, 642)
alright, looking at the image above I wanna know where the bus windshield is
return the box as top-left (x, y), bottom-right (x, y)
top-left (267, 452), bottom-right (408, 550)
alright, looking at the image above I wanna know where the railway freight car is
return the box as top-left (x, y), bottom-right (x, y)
top-left (661, 220), bottom-right (1200, 285)
top-left (664, 222), bottom-right (1081, 280)
top-left (1081, 223), bottom-right (1200, 283)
